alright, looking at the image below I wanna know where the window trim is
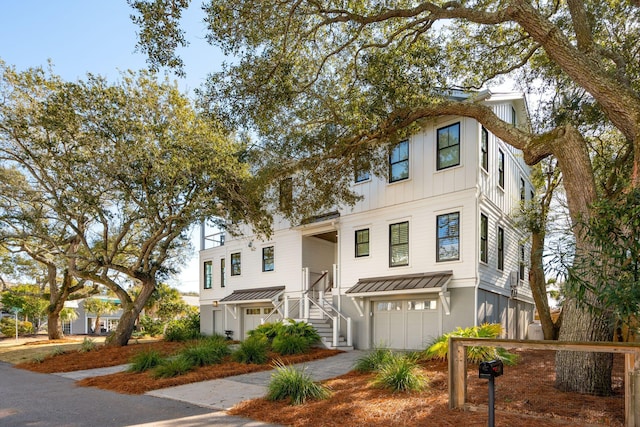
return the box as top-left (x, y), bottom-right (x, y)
top-left (220, 258), bottom-right (226, 287)
top-left (230, 252), bottom-right (241, 276)
top-left (355, 228), bottom-right (370, 258)
top-left (389, 140), bottom-right (410, 183)
top-left (436, 212), bottom-right (460, 262)
top-left (204, 261), bottom-right (212, 289)
top-left (389, 221), bottom-right (409, 267)
top-left (498, 149), bottom-right (505, 189)
top-left (497, 227), bottom-right (504, 271)
top-left (481, 127), bottom-right (489, 172)
top-left (262, 246), bottom-right (275, 272)
top-left (437, 122), bottom-right (461, 171)
top-left (480, 214), bottom-right (488, 264)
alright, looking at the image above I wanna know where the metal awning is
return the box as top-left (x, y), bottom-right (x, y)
top-left (345, 271), bottom-right (453, 297)
top-left (218, 286), bottom-right (285, 304)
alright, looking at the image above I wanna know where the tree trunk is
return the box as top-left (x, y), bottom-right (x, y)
top-left (106, 278), bottom-right (156, 347)
top-left (529, 230), bottom-right (559, 340)
top-left (549, 125), bottom-right (614, 394)
top-left (47, 311), bottom-right (64, 340)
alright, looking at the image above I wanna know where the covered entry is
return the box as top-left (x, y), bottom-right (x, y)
top-left (347, 271), bottom-right (452, 350)
top-left (219, 286), bottom-right (285, 338)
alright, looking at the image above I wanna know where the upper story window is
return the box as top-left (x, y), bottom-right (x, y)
top-left (511, 106), bottom-right (517, 125)
top-left (354, 155), bottom-right (371, 183)
top-left (481, 127), bottom-right (489, 172)
top-left (437, 122), bottom-right (461, 170)
top-left (389, 221), bottom-right (409, 267)
top-left (355, 228), bottom-right (370, 257)
top-left (437, 212), bottom-right (460, 262)
top-left (204, 261), bottom-right (212, 289)
top-left (520, 177), bottom-right (526, 204)
top-left (519, 244), bottom-right (526, 281)
top-left (498, 149), bottom-right (505, 189)
top-left (220, 258), bottom-right (226, 287)
top-left (262, 246), bottom-right (274, 272)
top-left (389, 140), bottom-right (409, 182)
top-left (279, 178), bottom-right (293, 212)
top-left (480, 214), bottom-right (488, 264)
top-left (230, 252), bottom-right (241, 276)
top-left (497, 227), bottom-right (505, 271)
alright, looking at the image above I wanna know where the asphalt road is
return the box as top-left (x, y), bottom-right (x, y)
top-left (0, 361), bottom-right (274, 427)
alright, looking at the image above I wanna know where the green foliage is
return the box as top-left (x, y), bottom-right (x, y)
top-left (233, 336), bottom-right (269, 364)
top-left (424, 324), bottom-right (518, 366)
top-left (247, 322), bottom-right (281, 343)
top-left (51, 346), bottom-right (66, 356)
top-left (152, 355), bottom-right (194, 379)
top-left (371, 353), bottom-right (428, 393)
top-left (0, 317), bottom-right (34, 336)
top-left (128, 349), bottom-right (164, 373)
top-left (32, 355), bottom-right (45, 363)
top-left (139, 315), bottom-right (165, 337)
top-left (354, 347), bottom-right (393, 373)
top-left (266, 362), bottom-right (331, 405)
top-left (180, 339), bottom-right (230, 367)
top-left (278, 319), bottom-right (321, 344)
top-left (164, 313), bottom-right (202, 342)
top-left (272, 334), bottom-right (311, 355)
top-left (1, 285), bottom-right (48, 323)
top-left (79, 337), bottom-right (97, 353)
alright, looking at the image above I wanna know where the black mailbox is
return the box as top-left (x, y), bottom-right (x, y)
top-left (479, 359), bottom-right (504, 379)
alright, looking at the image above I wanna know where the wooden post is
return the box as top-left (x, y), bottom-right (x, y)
top-left (448, 337), bottom-right (467, 409)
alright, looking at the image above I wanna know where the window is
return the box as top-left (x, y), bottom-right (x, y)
top-left (354, 155), bottom-right (370, 183)
top-left (220, 258), bottom-right (226, 287)
top-left (437, 122), bottom-right (460, 170)
top-left (511, 106), bottom-right (517, 125)
top-left (520, 177), bottom-right (526, 203)
top-left (389, 221), bottom-right (409, 267)
top-left (480, 214), bottom-right (488, 264)
top-left (437, 212), bottom-right (460, 261)
top-left (246, 308), bottom-right (261, 315)
top-left (262, 246), bottom-right (274, 272)
top-left (408, 300), bottom-right (437, 310)
top-left (389, 140), bottom-right (409, 182)
top-left (519, 244), bottom-right (526, 281)
top-left (204, 261), bottom-right (212, 289)
top-left (355, 229), bottom-right (370, 257)
top-left (481, 127), bottom-right (489, 172)
top-left (231, 252), bottom-right (241, 276)
top-left (498, 149), bottom-right (505, 189)
top-left (279, 178), bottom-right (293, 212)
top-left (497, 227), bottom-right (504, 271)
top-left (376, 301), bottom-right (402, 311)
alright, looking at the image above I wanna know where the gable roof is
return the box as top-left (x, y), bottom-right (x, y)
top-left (219, 286), bottom-right (285, 304)
top-left (346, 271), bottom-right (452, 297)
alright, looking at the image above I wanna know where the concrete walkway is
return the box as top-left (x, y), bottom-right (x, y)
top-left (146, 350), bottom-right (364, 410)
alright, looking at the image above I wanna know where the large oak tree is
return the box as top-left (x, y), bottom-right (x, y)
top-left (131, 0), bottom-right (640, 393)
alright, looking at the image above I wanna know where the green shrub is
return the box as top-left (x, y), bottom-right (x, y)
top-left (51, 346), bottom-right (66, 356)
top-left (164, 313), bottom-right (202, 342)
top-left (266, 362), bottom-right (331, 405)
top-left (139, 315), bottom-right (164, 336)
top-left (233, 336), bottom-right (269, 364)
top-left (278, 319), bottom-right (321, 345)
top-left (152, 355), bottom-right (194, 378)
top-left (272, 334), bottom-right (311, 355)
top-left (423, 323), bottom-right (518, 365)
top-left (354, 347), bottom-right (394, 373)
top-left (32, 355), bottom-right (45, 363)
top-left (180, 340), bottom-right (230, 367)
top-left (79, 337), bottom-right (97, 353)
top-left (0, 317), bottom-right (34, 337)
top-left (372, 353), bottom-right (428, 393)
top-left (128, 349), bottom-right (164, 373)
top-left (247, 322), bottom-right (282, 343)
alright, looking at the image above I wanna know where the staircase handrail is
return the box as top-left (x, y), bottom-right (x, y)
top-left (303, 271), bottom-right (329, 295)
top-left (261, 299), bottom-right (285, 324)
top-left (307, 297), bottom-right (334, 319)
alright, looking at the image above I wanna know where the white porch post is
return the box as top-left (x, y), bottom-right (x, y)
top-left (302, 267), bottom-right (309, 319)
top-left (284, 294), bottom-right (289, 319)
top-left (347, 317), bottom-right (352, 347)
top-left (332, 317), bottom-right (339, 348)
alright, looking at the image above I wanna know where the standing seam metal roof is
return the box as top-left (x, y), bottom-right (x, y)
top-left (345, 271), bottom-right (453, 295)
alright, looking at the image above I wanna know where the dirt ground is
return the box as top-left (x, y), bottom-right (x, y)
top-left (5, 337), bottom-right (626, 426)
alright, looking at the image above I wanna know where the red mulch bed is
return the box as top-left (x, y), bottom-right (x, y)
top-left (229, 350), bottom-right (625, 427)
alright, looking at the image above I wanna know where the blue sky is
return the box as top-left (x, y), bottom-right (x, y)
top-left (1, 1), bottom-right (225, 293)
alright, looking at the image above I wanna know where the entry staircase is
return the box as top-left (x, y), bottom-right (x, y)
top-left (305, 289), bottom-right (353, 350)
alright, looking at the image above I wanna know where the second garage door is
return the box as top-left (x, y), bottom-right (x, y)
top-left (372, 298), bottom-right (440, 350)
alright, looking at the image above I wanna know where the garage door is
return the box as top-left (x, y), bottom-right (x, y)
top-left (243, 307), bottom-right (281, 338)
top-left (373, 298), bottom-right (440, 350)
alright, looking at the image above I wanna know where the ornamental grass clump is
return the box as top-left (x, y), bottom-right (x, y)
top-left (423, 323), bottom-right (518, 365)
top-left (152, 355), bottom-right (194, 379)
top-left (180, 339), bottom-right (230, 367)
top-left (128, 349), bottom-right (164, 373)
top-left (233, 336), bottom-right (269, 364)
top-left (272, 334), bottom-right (311, 355)
top-left (266, 361), bottom-right (331, 405)
top-left (372, 353), bottom-right (428, 393)
top-left (354, 347), bottom-right (394, 373)
top-left (79, 337), bottom-right (97, 353)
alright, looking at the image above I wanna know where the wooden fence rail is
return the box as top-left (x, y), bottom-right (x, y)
top-left (448, 338), bottom-right (640, 427)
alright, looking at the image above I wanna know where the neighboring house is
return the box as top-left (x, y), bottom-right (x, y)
top-left (63, 297), bottom-right (122, 335)
top-left (199, 91), bottom-right (535, 350)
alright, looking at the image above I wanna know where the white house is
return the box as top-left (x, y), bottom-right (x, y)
top-left (198, 91), bottom-right (535, 350)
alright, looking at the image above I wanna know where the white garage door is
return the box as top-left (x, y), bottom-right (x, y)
top-left (243, 307), bottom-right (281, 338)
top-left (373, 298), bottom-right (440, 350)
